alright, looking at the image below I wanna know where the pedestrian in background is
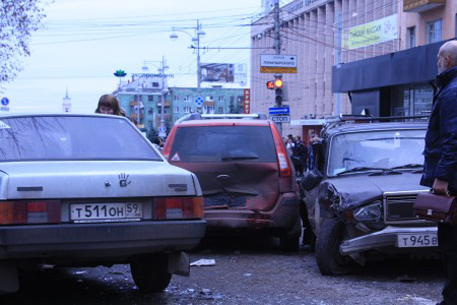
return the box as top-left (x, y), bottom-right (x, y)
top-left (295, 136), bottom-right (309, 173)
top-left (95, 94), bottom-right (126, 116)
top-left (152, 137), bottom-right (164, 152)
top-left (420, 40), bottom-right (457, 305)
top-left (287, 134), bottom-right (302, 175)
top-left (285, 135), bottom-right (295, 157)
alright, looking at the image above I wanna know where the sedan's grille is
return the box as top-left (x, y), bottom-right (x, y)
top-left (385, 195), bottom-right (418, 222)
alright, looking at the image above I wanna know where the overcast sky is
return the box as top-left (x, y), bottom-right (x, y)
top-left (2, 0), bottom-right (289, 114)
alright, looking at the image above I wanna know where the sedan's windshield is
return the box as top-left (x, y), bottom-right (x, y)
top-left (327, 129), bottom-right (425, 176)
top-left (0, 116), bottom-right (161, 161)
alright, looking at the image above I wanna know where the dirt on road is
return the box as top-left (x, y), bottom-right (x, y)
top-left (1, 235), bottom-right (444, 305)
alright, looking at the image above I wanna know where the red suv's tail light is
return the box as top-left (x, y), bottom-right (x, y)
top-left (0, 200), bottom-right (61, 225)
top-left (162, 126), bottom-right (178, 160)
top-left (154, 196), bottom-right (204, 220)
top-left (270, 123), bottom-right (292, 177)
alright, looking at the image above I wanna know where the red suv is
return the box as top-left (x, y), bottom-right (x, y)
top-left (163, 113), bottom-right (300, 251)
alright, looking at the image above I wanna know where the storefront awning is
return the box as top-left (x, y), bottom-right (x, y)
top-left (332, 40), bottom-right (446, 93)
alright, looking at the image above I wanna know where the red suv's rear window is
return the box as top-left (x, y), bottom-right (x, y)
top-left (169, 126), bottom-right (277, 163)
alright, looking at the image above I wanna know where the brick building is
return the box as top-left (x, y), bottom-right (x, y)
top-left (252, 0), bottom-right (456, 139)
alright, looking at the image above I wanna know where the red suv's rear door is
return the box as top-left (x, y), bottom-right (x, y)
top-left (167, 125), bottom-right (280, 211)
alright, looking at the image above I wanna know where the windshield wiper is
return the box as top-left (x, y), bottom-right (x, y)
top-left (336, 167), bottom-right (400, 176)
top-left (221, 156), bottom-right (259, 161)
top-left (391, 163), bottom-right (423, 169)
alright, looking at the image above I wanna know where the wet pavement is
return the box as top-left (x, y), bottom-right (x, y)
top-left (1, 235), bottom-right (444, 305)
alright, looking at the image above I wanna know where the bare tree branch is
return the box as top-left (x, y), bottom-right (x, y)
top-left (0, 0), bottom-right (51, 92)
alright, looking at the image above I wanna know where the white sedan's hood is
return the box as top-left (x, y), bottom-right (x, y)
top-left (0, 161), bottom-right (202, 200)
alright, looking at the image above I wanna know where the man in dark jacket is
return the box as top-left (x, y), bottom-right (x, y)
top-left (420, 40), bottom-right (457, 305)
top-left (294, 136), bottom-right (309, 175)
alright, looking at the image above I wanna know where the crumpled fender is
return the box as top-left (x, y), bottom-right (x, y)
top-left (317, 181), bottom-right (339, 217)
top-left (318, 179), bottom-right (383, 214)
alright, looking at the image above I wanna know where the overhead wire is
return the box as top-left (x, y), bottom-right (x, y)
top-left (26, 0), bottom-right (401, 88)
top-left (280, 27), bottom-right (397, 56)
top-left (46, 6), bottom-right (262, 23)
top-left (167, 5), bottom-right (266, 86)
top-left (277, 0), bottom-right (400, 32)
top-left (248, 0), bottom-right (400, 61)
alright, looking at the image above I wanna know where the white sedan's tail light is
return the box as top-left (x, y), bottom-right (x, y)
top-left (154, 196), bottom-right (204, 220)
top-left (0, 200), bottom-right (61, 225)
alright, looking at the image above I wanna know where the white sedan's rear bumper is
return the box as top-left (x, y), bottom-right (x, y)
top-left (0, 220), bottom-right (206, 261)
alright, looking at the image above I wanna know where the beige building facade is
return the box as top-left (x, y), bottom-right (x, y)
top-left (251, 0), bottom-right (456, 139)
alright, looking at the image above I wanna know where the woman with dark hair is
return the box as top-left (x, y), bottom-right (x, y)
top-left (95, 94), bottom-right (126, 116)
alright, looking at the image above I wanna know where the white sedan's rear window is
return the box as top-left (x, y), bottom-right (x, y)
top-left (0, 116), bottom-right (162, 161)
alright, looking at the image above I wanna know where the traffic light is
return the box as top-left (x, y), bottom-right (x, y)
top-left (274, 78), bottom-right (283, 88)
top-left (266, 80), bottom-right (274, 90)
top-left (274, 77), bottom-right (283, 105)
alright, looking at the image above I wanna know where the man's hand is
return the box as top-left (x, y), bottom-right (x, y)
top-left (432, 178), bottom-right (449, 195)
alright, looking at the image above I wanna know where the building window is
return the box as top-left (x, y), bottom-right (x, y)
top-left (184, 106), bottom-right (192, 113)
top-left (173, 95), bottom-right (179, 101)
top-left (406, 26), bottom-right (416, 49)
top-left (203, 106), bottom-right (215, 114)
top-left (174, 106), bottom-right (179, 113)
top-left (148, 95), bottom-right (154, 102)
top-left (148, 121), bottom-right (153, 128)
top-left (218, 107), bottom-right (224, 113)
top-left (218, 96), bottom-right (224, 102)
top-left (148, 108), bottom-right (153, 115)
top-left (183, 95), bottom-right (191, 102)
top-left (426, 19), bottom-right (442, 44)
top-left (392, 84), bottom-right (433, 116)
top-left (152, 82), bottom-right (159, 87)
top-left (206, 96), bottom-right (214, 101)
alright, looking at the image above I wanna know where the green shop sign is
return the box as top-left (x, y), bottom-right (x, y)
top-left (342, 14), bottom-right (398, 50)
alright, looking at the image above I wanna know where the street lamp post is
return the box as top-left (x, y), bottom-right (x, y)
top-left (170, 19), bottom-right (205, 105)
top-left (136, 86), bottom-right (141, 126)
top-left (159, 56), bottom-right (169, 135)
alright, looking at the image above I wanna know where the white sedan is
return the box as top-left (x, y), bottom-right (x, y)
top-left (0, 113), bottom-right (206, 294)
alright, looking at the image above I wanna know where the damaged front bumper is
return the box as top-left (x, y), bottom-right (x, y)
top-left (340, 226), bottom-right (438, 255)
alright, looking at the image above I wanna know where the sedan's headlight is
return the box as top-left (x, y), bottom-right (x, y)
top-left (353, 201), bottom-right (382, 222)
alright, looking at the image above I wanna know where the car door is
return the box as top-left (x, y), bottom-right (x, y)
top-left (168, 124), bottom-right (281, 211)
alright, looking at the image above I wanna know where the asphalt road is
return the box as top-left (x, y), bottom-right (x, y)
top-left (1, 235), bottom-right (444, 305)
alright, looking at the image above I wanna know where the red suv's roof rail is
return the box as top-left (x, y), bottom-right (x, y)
top-left (176, 113), bottom-right (267, 124)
